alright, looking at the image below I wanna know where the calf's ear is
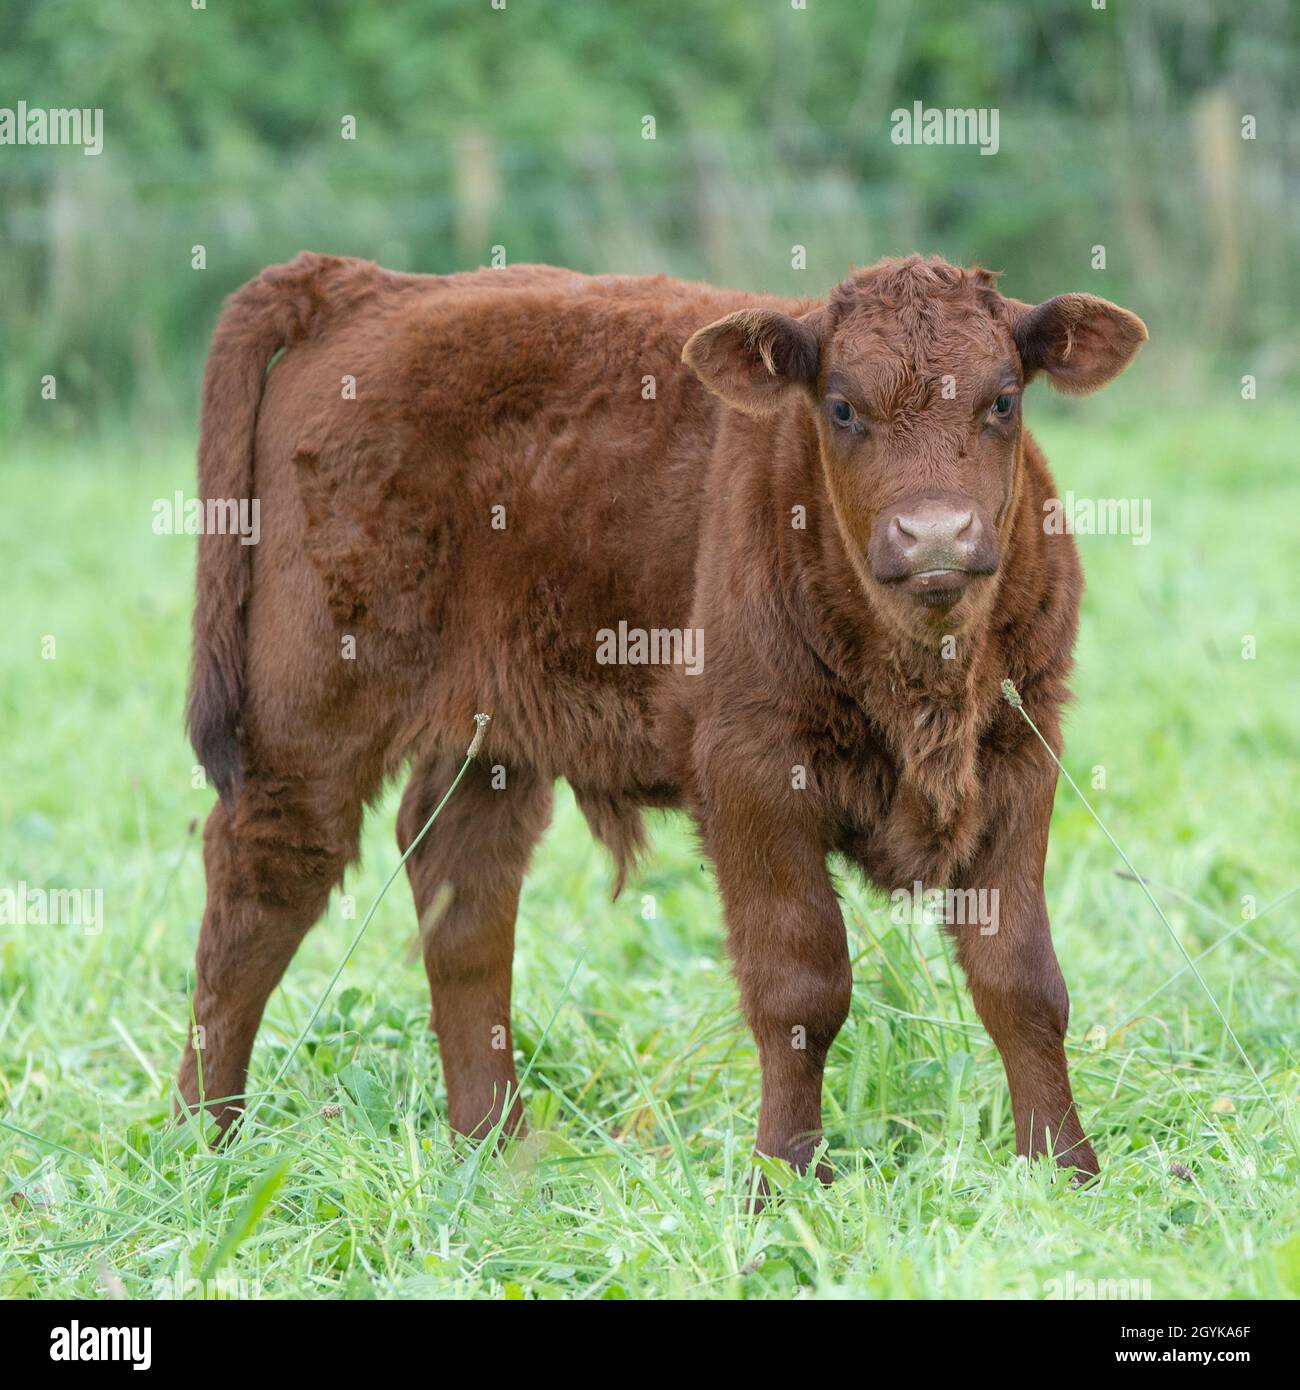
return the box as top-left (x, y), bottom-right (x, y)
top-left (1013, 293), bottom-right (1148, 395)
top-left (683, 308), bottom-right (822, 415)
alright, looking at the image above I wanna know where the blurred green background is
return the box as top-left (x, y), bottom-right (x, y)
top-left (3, 0), bottom-right (1298, 439)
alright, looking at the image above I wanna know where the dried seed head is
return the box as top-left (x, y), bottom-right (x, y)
top-left (467, 712), bottom-right (491, 758)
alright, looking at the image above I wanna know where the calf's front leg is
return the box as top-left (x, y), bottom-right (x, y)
top-left (951, 764), bottom-right (1098, 1176)
top-left (708, 808), bottom-right (851, 1180)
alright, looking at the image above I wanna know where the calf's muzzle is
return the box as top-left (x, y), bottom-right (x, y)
top-left (867, 495), bottom-right (998, 607)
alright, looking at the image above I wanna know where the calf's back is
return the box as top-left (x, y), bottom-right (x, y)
top-left (240, 257), bottom-right (813, 809)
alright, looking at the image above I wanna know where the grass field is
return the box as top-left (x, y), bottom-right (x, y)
top-left (2, 406), bottom-right (1297, 1300)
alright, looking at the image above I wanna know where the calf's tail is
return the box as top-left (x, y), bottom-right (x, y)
top-left (186, 251), bottom-right (351, 802)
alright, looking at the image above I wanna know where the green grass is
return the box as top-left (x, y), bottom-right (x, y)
top-left (2, 406), bottom-right (1297, 1300)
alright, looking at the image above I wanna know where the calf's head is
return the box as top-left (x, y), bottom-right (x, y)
top-left (683, 257), bottom-right (1147, 638)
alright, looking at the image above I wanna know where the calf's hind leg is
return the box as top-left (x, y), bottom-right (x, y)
top-left (177, 773), bottom-right (368, 1135)
top-left (398, 755), bottom-right (552, 1141)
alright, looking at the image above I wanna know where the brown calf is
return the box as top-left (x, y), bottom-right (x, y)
top-left (178, 253), bottom-right (1146, 1178)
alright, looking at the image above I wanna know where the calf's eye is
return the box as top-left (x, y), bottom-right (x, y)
top-left (990, 393), bottom-right (1017, 419)
top-left (830, 399), bottom-right (861, 430)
